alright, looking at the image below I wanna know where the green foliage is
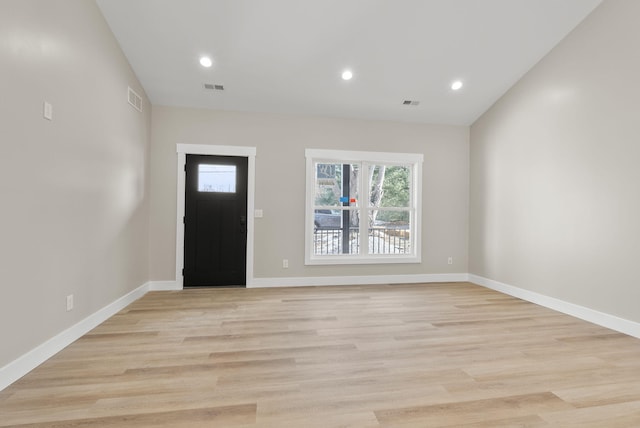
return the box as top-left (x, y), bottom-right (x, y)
top-left (381, 166), bottom-right (409, 207)
top-left (377, 210), bottom-right (409, 223)
top-left (376, 166), bottom-right (409, 222)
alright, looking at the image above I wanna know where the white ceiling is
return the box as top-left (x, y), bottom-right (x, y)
top-left (96, 0), bottom-right (601, 126)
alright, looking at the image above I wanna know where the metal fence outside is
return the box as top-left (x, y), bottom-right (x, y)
top-left (313, 227), bottom-right (410, 255)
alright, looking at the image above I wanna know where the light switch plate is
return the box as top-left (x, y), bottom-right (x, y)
top-left (43, 102), bottom-right (53, 120)
top-left (254, 209), bottom-right (263, 218)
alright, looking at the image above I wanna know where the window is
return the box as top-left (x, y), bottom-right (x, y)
top-left (198, 164), bottom-right (236, 193)
top-left (305, 149), bottom-right (422, 265)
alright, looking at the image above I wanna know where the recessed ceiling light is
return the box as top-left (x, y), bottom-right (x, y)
top-left (341, 70), bottom-right (353, 80)
top-left (199, 56), bottom-right (213, 68)
top-left (451, 80), bottom-right (463, 91)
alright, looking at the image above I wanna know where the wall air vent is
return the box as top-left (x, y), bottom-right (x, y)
top-left (204, 83), bottom-right (224, 91)
top-left (402, 100), bottom-right (420, 106)
top-left (128, 87), bottom-right (142, 112)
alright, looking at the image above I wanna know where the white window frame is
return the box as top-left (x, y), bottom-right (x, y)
top-left (305, 149), bottom-right (423, 265)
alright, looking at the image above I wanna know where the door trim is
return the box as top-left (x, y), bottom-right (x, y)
top-left (176, 144), bottom-right (256, 288)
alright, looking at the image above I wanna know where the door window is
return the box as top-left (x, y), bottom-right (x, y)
top-left (198, 164), bottom-right (236, 193)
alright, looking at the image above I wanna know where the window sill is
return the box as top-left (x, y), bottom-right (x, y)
top-left (305, 255), bottom-right (421, 265)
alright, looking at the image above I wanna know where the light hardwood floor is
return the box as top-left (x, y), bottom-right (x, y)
top-left (2, 282), bottom-right (640, 427)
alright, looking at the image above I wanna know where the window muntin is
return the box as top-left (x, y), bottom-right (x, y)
top-left (306, 149), bottom-right (422, 265)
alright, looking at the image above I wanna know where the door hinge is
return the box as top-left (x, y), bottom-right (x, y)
top-left (183, 216), bottom-right (185, 224)
top-left (182, 268), bottom-right (184, 276)
top-left (184, 164), bottom-right (187, 172)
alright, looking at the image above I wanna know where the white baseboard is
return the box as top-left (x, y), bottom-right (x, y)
top-left (469, 274), bottom-right (640, 339)
top-left (0, 282), bottom-right (151, 391)
top-left (149, 280), bottom-right (182, 291)
top-left (250, 273), bottom-right (469, 288)
top-left (6, 273), bottom-right (637, 393)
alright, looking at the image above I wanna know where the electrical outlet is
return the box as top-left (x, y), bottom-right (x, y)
top-left (447, 257), bottom-right (453, 265)
top-left (66, 294), bottom-right (74, 311)
top-left (282, 259), bottom-right (289, 269)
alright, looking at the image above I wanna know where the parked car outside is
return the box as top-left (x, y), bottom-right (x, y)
top-left (314, 209), bottom-right (341, 230)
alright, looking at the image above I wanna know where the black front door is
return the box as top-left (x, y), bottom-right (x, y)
top-left (184, 154), bottom-right (248, 287)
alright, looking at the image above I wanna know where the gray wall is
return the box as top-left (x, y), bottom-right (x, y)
top-left (470, 0), bottom-right (640, 322)
top-left (150, 106), bottom-right (469, 281)
top-left (0, 0), bottom-right (151, 367)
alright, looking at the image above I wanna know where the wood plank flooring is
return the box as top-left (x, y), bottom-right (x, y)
top-left (2, 282), bottom-right (640, 427)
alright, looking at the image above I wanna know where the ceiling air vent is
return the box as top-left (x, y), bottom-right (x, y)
top-left (204, 83), bottom-right (224, 91)
top-left (128, 87), bottom-right (142, 112)
top-left (402, 100), bottom-right (420, 106)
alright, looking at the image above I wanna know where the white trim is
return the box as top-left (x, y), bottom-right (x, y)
top-left (178, 144), bottom-right (256, 157)
top-left (250, 273), bottom-right (468, 288)
top-left (176, 151), bottom-right (186, 288)
top-left (175, 144), bottom-right (256, 287)
top-left (0, 282), bottom-right (150, 391)
top-left (148, 280), bottom-right (182, 291)
top-left (305, 148), bottom-right (424, 164)
top-left (302, 255), bottom-right (421, 265)
top-left (469, 274), bottom-right (640, 339)
top-left (6, 273), bottom-right (638, 392)
top-left (246, 155), bottom-right (256, 287)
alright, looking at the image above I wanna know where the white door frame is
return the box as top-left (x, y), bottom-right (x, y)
top-left (176, 143), bottom-right (256, 288)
